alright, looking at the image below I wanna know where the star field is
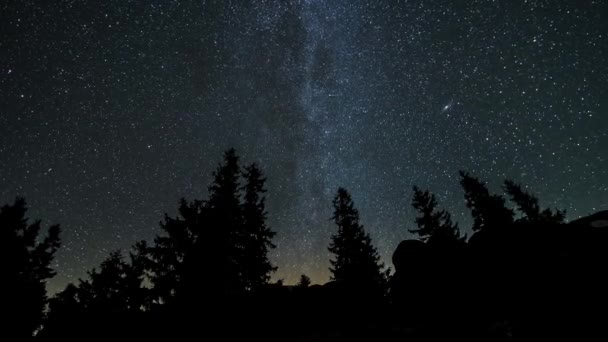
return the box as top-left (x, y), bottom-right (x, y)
top-left (1, 0), bottom-right (607, 293)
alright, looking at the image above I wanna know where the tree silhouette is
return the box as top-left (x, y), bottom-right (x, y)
top-left (138, 148), bottom-right (281, 327)
top-left (40, 247), bottom-right (149, 340)
top-left (459, 171), bottom-right (514, 231)
top-left (328, 188), bottom-right (389, 296)
top-left (410, 186), bottom-right (465, 245)
top-left (79, 249), bottom-right (148, 313)
top-left (241, 162), bottom-right (277, 291)
top-left (202, 148), bottom-right (245, 294)
top-left (39, 284), bottom-right (84, 340)
top-left (296, 274), bottom-right (311, 288)
top-left (145, 198), bottom-right (204, 305)
top-left (503, 179), bottom-right (565, 224)
top-left (8, 159), bottom-right (605, 340)
top-left (1, 197), bottom-right (61, 340)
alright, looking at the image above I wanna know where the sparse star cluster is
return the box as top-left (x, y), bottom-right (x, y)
top-left (1, 1), bottom-right (606, 293)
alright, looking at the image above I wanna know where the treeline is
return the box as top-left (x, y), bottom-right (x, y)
top-left (3, 149), bottom-right (607, 341)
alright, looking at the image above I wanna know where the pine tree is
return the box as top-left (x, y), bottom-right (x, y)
top-left (41, 247), bottom-right (148, 340)
top-left (410, 186), bottom-right (464, 245)
top-left (204, 148), bottom-right (244, 294)
top-left (459, 171), bottom-right (514, 231)
top-left (1, 197), bottom-right (61, 340)
top-left (241, 163), bottom-right (276, 291)
top-left (142, 149), bottom-right (279, 306)
top-left (78, 249), bottom-right (147, 313)
top-left (328, 188), bottom-right (389, 295)
top-left (39, 284), bottom-right (84, 340)
top-left (296, 274), bottom-right (311, 288)
top-left (503, 180), bottom-right (565, 224)
top-left (146, 198), bottom-right (204, 305)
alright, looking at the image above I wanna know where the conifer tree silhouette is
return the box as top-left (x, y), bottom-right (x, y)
top-left (39, 284), bottom-right (83, 340)
top-left (79, 249), bottom-right (148, 313)
top-left (410, 186), bottom-right (465, 245)
top-left (296, 274), bottom-right (311, 288)
top-left (1, 198), bottom-right (61, 340)
top-left (146, 198), bottom-right (204, 305)
top-left (140, 148), bottom-right (281, 316)
top-left (328, 188), bottom-right (389, 296)
top-left (41, 247), bottom-right (148, 340)
top-left (241, 162), bottom-right (276, 291)
top-left (459, 171), bottom-right (514, 231)
top-left (200, 148), bottom-right (244, 294)
top-left (503, 179), bottom-right (565, 224)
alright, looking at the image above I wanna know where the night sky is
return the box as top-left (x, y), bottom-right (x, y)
top-left (1, 1), bottom-right (607, 294)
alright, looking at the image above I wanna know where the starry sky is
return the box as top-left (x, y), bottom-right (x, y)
top-left (1, 1), bottom-right (607, 294)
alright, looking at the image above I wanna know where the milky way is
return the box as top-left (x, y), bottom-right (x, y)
top-left (1, 1), bottom-right (607, 293)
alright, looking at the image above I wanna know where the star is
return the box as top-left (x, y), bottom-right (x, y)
top-left (0, 0), bottom-right (605, 293)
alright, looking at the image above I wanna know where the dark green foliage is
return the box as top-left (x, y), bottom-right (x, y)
top-left (0, 198), bottom-right (60, 340)
top-left (328, 188), bottom-right (389, 295)
top-left (410, 186), bottom-right (465, 245)
top-left (459, 171), bottom-right (514, 231)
